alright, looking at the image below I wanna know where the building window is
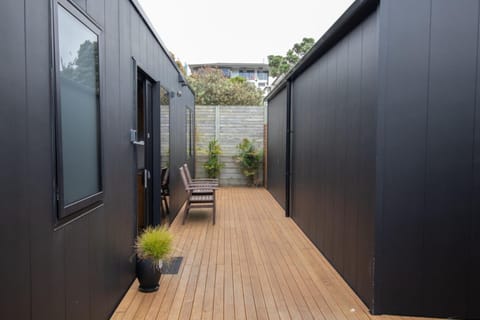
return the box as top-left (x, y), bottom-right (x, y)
top-left (55, 2), bottom-right (103, 219)
top-left (257, 71), bottom-right (269, 81)
top-left (238, 69), bottom-right (255, 81)
top-left (221, 68), bottom-right (231, 78)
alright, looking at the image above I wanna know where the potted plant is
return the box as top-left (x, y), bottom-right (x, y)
top-left (135, 226), bottom-right (173, 292)
top-left (203, 139), bottom-right (224, 179)
top-left (235, 138), bottom-right (263, 186)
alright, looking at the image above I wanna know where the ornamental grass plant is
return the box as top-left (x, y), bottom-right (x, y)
top-left (135, 226), bottom-right (173, 262)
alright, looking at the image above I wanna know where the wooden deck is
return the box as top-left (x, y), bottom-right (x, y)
top-left (111, 188), bottom-right (438, 320)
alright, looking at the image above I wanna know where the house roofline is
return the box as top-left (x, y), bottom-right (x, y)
top-left (129, 0), bottom-right (194, 95)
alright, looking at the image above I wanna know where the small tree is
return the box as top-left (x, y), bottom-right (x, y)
top-left (203, 139), bottom-right (224, 179)
top-left (235, 138), bottom-right (263, 186)
top-left (268, 37), bottom-right (315, 77)
top-left (188, 68), bottom-right (263, 106)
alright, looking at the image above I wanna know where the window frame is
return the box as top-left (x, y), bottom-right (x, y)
top-left (52, 0), bottom-right (105, 221)
top-left (186, 107), bottom-right (193, 159)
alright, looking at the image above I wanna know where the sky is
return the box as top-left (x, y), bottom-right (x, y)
top-left (137, 0), bottom-right (355, 66)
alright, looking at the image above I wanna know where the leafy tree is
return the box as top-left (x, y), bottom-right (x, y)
top-left (268, 37), bottom-right (315, 77)
top-left (188, 68), bottom-right (263, 106)
top-left (267, 55), bottom-right (290, 78)
top-left (169, 52), bottom-right (187, 77)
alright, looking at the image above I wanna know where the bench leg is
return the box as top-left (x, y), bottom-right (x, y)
top-left (182, 201), bottom-right (190, 225)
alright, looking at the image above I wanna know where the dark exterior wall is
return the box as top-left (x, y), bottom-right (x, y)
top-left (290, 11), bottom-right (379, 308)
top-left (375, 0), bottom-right (480, 318)
top-left (0, 1), bottom-right (30, 319)
top-left (0, 0), bottom-right (193, 319)
top-left (170, 88), bottom-right (196, 218)
top-left (267, 87), bottom-right (287, 209)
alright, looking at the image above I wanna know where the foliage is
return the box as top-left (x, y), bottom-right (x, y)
top-left (235, 138), bottom-right (263, 186)
top-left (267, 55), bottom-right (290, 78)
top-left (203, 139), bottom-right (224, 179)
top-left (135, 226), bottom-right (173, 262)
top-left (170, 51), bottom-right (187, 77)
top-left (188, 68), bottom-right (263, 106)
top-left (229, 76), bottom-right (246, 84)
top-left (268, 37), bottom-right (315, 77)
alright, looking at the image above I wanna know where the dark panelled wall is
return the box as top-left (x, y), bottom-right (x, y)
top-left (290, 11), bottom-right (379, 307)
top-left (0, 0), bottom-right (192, 319)
top-left (267, 87), bottom-right (287, 209)
top-left (375, 0), bottom-right (480, 318)
top-left (267, 0), bottom-right (480, 318)
top-left (170, 88), bottom-right (196, 218)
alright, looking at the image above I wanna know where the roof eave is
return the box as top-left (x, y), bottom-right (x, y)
top-left (129, 0), bottom-right (194, 95)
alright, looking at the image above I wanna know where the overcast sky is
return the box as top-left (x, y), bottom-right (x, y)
top-left (137, 0), bottom-right (355, 65)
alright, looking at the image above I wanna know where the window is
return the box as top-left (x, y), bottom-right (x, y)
top-left (186, 108), bottom-right (193, 159)
top-left (239, 69), bottom-right (255, 80)
top-left (55, 2), bottom-right (103, 219)
top-left (257, 71), bottom-right (269, 81)
top-left (160, 86), bottom-right (170, 168)
top-left (221, 68), bottom-right (231, 78)
top-left (246, 70), bottom-right (255, 80)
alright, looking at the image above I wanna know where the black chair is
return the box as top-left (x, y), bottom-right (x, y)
top-left (179, 166), bottom-right (216, 225)
top-left (182, 163), bottom-right (218, 187)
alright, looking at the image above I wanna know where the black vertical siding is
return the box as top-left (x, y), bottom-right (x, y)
top-left (423, 2), bottom-right (477, 315)
top-left (471, 20), bottom-right (480, 317)
top-left (376, 0), bottom-right (480, 317)
top-left (267, 87), bottom-right (287, 209)
top-left (26, 0), bottom-right (67, 318)
top-left (375, 0), bottom-right (431, 314)
top-left (290, 11), bottom-right (378, 308)
top-left (169, 87), bottom-right (195, 219)
top-left (342, 24), bottom-right (363, 290)
top-left (267, 0), bottom-right (480, 318)
top-left (0, 1), bottom-right (30, 319)
top-left (355, 11), bottom-right (378, 306)
top-left (0, 0), bottom-right (193, 319)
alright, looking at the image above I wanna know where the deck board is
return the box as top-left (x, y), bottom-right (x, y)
top-left (111, 188), bottom-right (440, 320)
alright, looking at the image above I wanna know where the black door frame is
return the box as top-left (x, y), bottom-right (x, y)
top-left (133, 61), bottom-right (162, 232)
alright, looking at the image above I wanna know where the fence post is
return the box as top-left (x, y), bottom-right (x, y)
top-left (215, 105), bottom-right (220, 141)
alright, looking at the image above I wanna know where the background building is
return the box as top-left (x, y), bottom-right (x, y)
top-left (189, 62), bottom-right (270, 91)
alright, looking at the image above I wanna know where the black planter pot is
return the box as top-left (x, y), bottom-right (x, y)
top-left (136, 258), bottom-right (161, 292)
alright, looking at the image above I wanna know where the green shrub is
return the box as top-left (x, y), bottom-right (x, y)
top-left (235, 138), bottom-right (263, 186)
top-left (135, 226), bottom-right (173, 262)
top-left (203, 139), bottom-right (224, 179)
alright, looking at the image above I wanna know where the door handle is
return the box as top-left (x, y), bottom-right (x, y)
top-left (130, 129), bottom-right (145, 145)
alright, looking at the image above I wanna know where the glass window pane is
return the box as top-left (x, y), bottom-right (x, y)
top-left (58, 5), bottom-right (101, 205)
top-left (186, 109), bottom-right (192, 158)
top-left (258, 71), bottom-right (268, 81)
top-left (160, 87), bottom-right (170, 168)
